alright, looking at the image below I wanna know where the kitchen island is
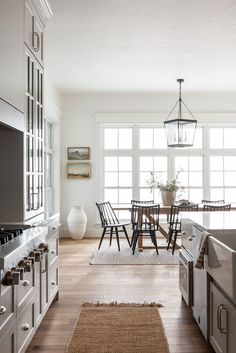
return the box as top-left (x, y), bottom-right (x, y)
top-left (180, 211), bottom-right (236, 353)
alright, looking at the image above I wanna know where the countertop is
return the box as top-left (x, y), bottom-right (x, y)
top-left (182, 210), bottom-right (236, 233)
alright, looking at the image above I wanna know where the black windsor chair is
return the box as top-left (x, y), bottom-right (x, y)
top-left (166, 205), bottom-right (182, 255)
top-left (96, 201), bottom-right (131, 251)
top-left (131, 204), bottom-right (160, 255)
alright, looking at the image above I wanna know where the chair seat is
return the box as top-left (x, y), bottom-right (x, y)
top-left (103, 222), bottom-right (131, 228)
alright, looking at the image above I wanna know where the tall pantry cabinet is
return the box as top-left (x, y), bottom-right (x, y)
top-left (24, 0), bottom-right (51, 220)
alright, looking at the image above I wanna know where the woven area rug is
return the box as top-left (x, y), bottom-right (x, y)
top-left (67, 303), bottom-right (169, 353)
top-left (90, 247), bottom-right (179, 265)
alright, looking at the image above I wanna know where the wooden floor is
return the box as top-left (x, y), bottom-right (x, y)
top-left (27, 238), bottom-right (214, 353)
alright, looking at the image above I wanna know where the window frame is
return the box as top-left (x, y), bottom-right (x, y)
top-left (100, 124), bottom-right (236, 207)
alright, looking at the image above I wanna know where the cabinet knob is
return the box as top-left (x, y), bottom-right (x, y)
top-left (51, 281), bottom-right (56, 286)
top-left (51, 249), bottom-right (56, 254)
top-left (23, 280), bottom-right (30, 287)
top-left (22, 323), bottom-right (30, 331)
top-left (0, 306), bottom-right (7, 315)
top-left (52, 226), bottom-right (57, 231)
top-left (182, 231), bottom-right (186, 235)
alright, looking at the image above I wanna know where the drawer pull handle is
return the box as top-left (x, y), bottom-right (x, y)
top-left (22, 323), bottom-right (30, 331)
top-left (51, 281), bottom-right (56, 286)
top-left (23, 280), bottom-right (30, 287)
top-left (0, 306), bottom-right (7, 315)
top-left (51, 249), bottom-right (56, 254)
top-left (218, 304), bottom-right (228, 334)
top-left (33, 32), bottom-right (40, 52)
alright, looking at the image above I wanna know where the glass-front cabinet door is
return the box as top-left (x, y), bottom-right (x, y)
top-left (25, 49), bottom-right (44, 220)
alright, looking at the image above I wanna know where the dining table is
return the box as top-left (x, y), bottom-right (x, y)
top-left (113, 204), bottom-right (185, 251)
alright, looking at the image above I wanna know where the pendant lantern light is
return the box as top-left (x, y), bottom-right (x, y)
top-left (164, 79), bottom-right (197, 147)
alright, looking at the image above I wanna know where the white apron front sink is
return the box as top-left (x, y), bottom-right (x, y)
top-left (206, 232), bottom-right (236, 303)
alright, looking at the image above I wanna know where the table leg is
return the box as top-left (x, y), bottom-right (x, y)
top-left (138, 235), bottom-right (143, 252)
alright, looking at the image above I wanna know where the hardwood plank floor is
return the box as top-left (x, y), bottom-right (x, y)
top-left (27, 238), bottom-right (214, 353)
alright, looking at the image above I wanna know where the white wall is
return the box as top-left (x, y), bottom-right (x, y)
top-left (60, 92), bottom-right (236, 237)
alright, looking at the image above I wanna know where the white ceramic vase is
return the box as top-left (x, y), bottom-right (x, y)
top-left (67, 206), bottom-right (87, 240)
top-left (161, 191), bottom-right (176, 206)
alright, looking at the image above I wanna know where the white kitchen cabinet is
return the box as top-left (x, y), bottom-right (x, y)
top-left (0, 324), bottom-right (15, 353)
top-left (25, 48), bottom-right (44, 220)
top-left (210, 281), bottom-right (236, 353)
top-left (46, 216), bottom-right (59, 304)
top-left (0, 0), bottom-right (24, 112)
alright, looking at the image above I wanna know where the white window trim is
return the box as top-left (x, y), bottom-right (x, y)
top-left (97, 122), bottom-right (236, 206)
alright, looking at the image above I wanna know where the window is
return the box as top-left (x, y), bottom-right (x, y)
top-left (175, 156), bottom-right (203, 202)
top-left (139, 156), bottom-right (168, 202)
top-left (101, 125), bottom-right (236, 212)
top-left (210, 127), bottom-right (236, 149)
top-left (44, 120), bottom-right (54, 214)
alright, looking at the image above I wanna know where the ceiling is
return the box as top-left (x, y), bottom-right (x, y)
top-left (45, 0), bottom-right (236, 93)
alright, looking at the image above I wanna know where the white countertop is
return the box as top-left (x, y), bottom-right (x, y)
top-left (181, 211), bottom-right (236, 233)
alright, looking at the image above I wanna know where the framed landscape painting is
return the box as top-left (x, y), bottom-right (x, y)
top-left (67, 147), bottom-right (90, 160)
top-left (67, 162), bottom-right (91, 179)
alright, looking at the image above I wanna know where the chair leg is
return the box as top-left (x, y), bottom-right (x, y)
top-left (115, 227), bottom-right (120, 251)
top-left (152, 231), bottom-right (159, 255)
top-left (98, 227), bottom-right (106, 249)
top-left (130, 230), bottom-right (135, 247)
top-left (167, 232), bottom-right (173, 251)
top-left (172, 232), bottom-right (177, 255)
top-left (123, 226), bottom-right (131, 247)
top-left (132, 231), bottom-right (139, 255)
top-left (109, 227), bottom-right (113, 246)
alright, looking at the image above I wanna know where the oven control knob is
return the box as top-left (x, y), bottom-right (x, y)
top-left (38, 242), bottom-right (49, 253)
top-left (33, 250), bottom-right (43, 262)
top-left (11, 268), bottom-right (20, 285)
top-left (18, 260), bottom-right (31, 272)
top-left (3, 271), bottom-right (14, 286)
top-left (15, 267), bottom-right (24, 280)
top-left (25, 256), bottom-right (35, 266)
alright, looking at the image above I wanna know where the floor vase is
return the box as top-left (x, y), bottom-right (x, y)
top-left (67, 206), bottom-right (87, 240)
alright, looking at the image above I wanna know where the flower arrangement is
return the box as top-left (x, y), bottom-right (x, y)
top-left (146, 170), bottom-right (184, 193)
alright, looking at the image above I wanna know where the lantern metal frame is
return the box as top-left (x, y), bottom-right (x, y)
top-left (164, 79), bottom-right (197, 148)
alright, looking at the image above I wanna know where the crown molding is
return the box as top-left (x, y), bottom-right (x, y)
top-left (37, 0), bottom-right (53, 19)
top-left (27, 0), bottom-right (53, 27)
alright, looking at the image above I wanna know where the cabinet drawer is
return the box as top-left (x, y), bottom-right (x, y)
top-left (48, 265), bottom-right (58, 303)
top-left (16, 270), bottom-right (34, 315)
top-left (0, 285), bottom-right (14, 335)
top-left (16, 298), bottom-right (35, 353)
top-left (47, 218), bottom-right (60, 238)
top-left (0, 324), bottom-right (15, 353)
top-left (48, 233), bottom-right (59, 267)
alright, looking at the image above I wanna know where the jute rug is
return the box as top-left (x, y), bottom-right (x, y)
top-left (90, 247), bottom-right (179, 265)
top-left (67, 303), bottom-right (169, 353)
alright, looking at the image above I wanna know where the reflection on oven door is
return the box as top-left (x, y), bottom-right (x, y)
top-left (179, 249), bottom-right (193, 306)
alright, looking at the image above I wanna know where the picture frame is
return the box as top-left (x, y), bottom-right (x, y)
top-left (67, 147), bottom-right (90, 160)
top-left (67, 162), bottom-right (91, 179)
